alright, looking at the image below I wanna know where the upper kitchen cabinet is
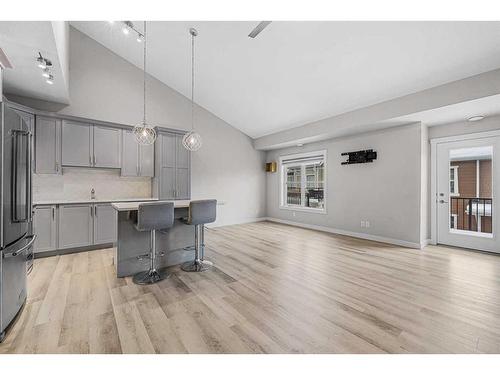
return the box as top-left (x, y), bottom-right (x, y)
top-left (121, 129), bottom-right (154, 177)
top-left (153, 130), bottom-right (191, 199)
top-left (62, 120), bottom-right (92, 167)
top-left (35, 116), bottom-right (61, 174)
top-left (62, 120), bottom-right (121, 168)
top-left (93, 126), bottom-right (121, 168)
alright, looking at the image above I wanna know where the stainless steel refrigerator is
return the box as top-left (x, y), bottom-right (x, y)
top-left (0, 101), bottom-right (35, 342)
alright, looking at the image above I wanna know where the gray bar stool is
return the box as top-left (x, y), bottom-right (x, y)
top-left (132, 201), bottom-right (174, 285)
top-left (181, 199), bottom-right (217, 272)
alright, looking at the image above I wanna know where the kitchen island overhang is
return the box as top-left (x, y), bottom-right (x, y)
top-left (111, 200), bottom-right (195, 277)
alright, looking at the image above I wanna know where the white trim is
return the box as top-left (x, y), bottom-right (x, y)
top-left (264, 217), bottom-right (423, 249)
top-left (279, 149), bottom-right (327, 213)
top-left (449, 165), bottom-right (459, 196)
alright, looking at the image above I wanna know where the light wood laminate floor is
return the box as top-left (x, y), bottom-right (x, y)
top-left (1, 221), bottom-right (500, 354)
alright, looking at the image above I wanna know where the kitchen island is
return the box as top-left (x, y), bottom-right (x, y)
top-left (111, 200), bottom-right (195, 277)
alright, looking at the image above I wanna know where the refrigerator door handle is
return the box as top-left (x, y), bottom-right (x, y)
top-left (3, 235), bottom-right (36, 258)
top-left (11, 129), bottom-right (31, 223)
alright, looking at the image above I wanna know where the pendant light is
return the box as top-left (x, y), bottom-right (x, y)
top-left (182, 28), bottom-right (202, 152)
top-left (133, 21), bottom-right (157, 145)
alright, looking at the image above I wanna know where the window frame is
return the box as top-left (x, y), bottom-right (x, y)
top-left (279, 150), bottom-right (327, 214)
top-left (450, 165), bottom-right (459, 197)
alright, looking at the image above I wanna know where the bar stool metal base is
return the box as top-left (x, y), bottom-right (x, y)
top-left (181, 259), bottom-right (212, 272)
top-left (133, 268), bottom-right (170, 285)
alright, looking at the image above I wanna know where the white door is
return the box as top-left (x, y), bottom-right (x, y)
top-left (437, 136), bottom-right (499, 253)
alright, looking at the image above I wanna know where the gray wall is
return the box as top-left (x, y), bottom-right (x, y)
top-left (266, 122), bottom-right (424, 246)
top-left (429, 114), bottom-right (500, 140)
top-left (57, 27), bottom-right (266, 226)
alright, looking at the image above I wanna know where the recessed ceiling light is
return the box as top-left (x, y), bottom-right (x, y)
top-left (468, 115), bottom-right (485, 122)
top-left (136, 34), bottom-right (144, 43)
top-left (122, 27), bottom-right (130, 35)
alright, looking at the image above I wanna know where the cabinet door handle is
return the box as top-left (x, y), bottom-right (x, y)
top-left (52, 206), bottom-right (55, 220)
top-left (55, 162), bottom-right (59, 172)
top-left (94, 206), bottom-right (97, 216)
top-left (89, 155), bottom-right (92, 166)
top-left (93, 155), bottom-right (96, 166)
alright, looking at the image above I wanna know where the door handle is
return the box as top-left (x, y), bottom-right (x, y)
top-left (439, 200), bottom-right (448, 204)
top-left (4, 235), bottom-right (37, 258)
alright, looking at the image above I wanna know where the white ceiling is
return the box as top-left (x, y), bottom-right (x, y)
top-left (70, 21), bottom-right (500, 138)
top-left (0, 21), bottom-right (69, 103)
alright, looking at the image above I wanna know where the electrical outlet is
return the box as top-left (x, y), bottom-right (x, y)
top-left (360, 220), bottom-right (365, 228)
top-left (365, 221), bottom-right (370, 228)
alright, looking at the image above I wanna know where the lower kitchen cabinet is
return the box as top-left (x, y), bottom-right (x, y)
top-left (33, 203), bottom-right (118, 254)
top-left (58, 204), bottom-right (93, 249)
top-left (33, 205), bottom-right (57, 253)
top-left (93, 203), bottom-right (117, 244)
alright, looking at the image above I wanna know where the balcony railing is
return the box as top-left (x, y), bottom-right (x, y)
top-left (286, 189), bottom-right (324, 208)
top-left (450, 197), bottom-right (492, 233)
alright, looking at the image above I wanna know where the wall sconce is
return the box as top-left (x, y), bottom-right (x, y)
top-left (265, 162), bottom-right (277, 173)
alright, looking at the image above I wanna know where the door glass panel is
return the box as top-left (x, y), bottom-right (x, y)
top-left (286, 166), bottom-right (302, 206)
top-left (449, 146), bottom-right (493, 237)
top-left (305, 162), bottom-right (325, 209)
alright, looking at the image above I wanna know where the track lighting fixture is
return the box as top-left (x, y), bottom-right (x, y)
top-left (111, 21), bottom-right (147, 44)
top-left (36, 52), bottom-right (52, 69)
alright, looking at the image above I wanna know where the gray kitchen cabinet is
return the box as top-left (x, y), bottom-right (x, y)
top-left (62, 121), bottom-right (121, 169)
top-left (33, 205), bottom-right (57, 253)
top-left (62, 120), bottom-right (92, 167)
top-left (139, 143), bottom-right (154, 177)
top-left (93, 204), bottom-right (117, 245)
top-left (58, 204), bottom-right (93, 249)
top-left (153, 131), bottom-right (191, 199)
top-left (93, 126), bottom-right (121, 168)
top-left (35, 116), bottom-right (61, 174)
top-left (175, 134), bottom-right (190, 199)
top-left (121, 130), bottom-right (154, 177)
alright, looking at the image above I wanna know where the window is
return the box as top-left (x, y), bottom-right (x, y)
top-left (450, 165), bottom-right (459, 196)
top-left (280, 151), bottom-right (326, 212)
top-left (450, 214), bottom-right (458, 229)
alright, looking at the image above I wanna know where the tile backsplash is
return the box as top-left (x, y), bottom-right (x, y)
top-left (33, 168), bottom-right (152, 202)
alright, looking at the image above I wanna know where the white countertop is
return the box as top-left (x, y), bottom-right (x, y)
top-left (111, 200), bottom-right (191, 211)
top-left (33, 197), bottom-right (159, 206)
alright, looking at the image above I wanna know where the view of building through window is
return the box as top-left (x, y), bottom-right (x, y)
top-left (449, 146), bottom-right (492, 235)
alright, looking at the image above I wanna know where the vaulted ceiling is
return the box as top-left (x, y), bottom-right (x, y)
top-left (71, 21), bottom-right (500, 138)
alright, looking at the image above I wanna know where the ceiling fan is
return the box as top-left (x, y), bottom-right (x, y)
top-left (248, 21), bottom-right (272, 38)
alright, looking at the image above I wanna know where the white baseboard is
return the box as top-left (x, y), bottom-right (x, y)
top-left (420, 238), bottom-right (432, 248)
top-left (263, 217), bottom-right (423, 249)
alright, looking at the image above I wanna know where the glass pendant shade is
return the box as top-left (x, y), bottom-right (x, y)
top-left (182, 131), bottom-right (202, 151)
top-left (133, 122), bottom-right (157, 145)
